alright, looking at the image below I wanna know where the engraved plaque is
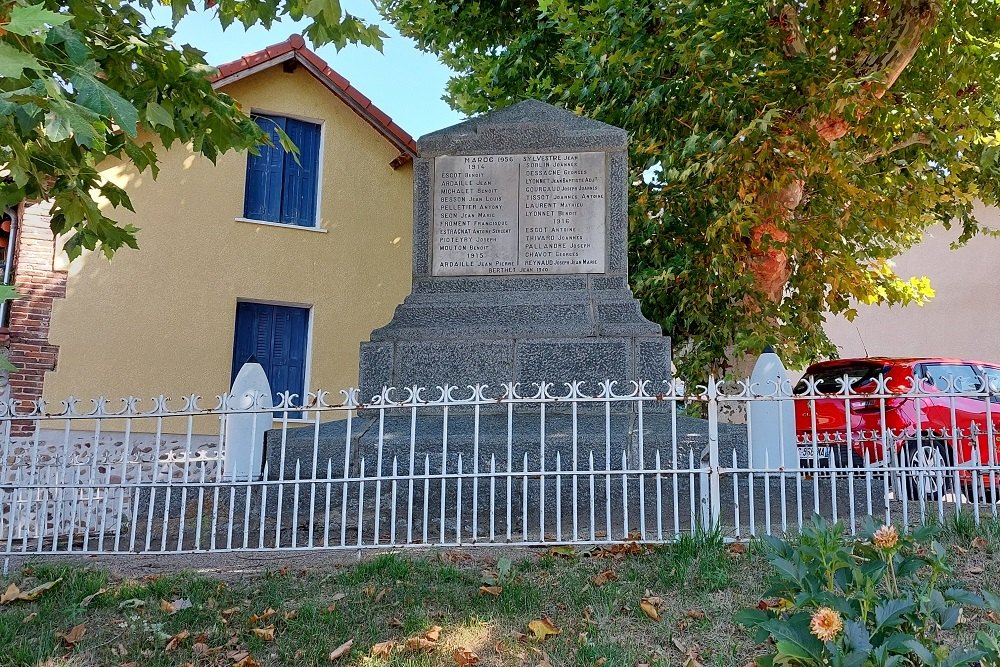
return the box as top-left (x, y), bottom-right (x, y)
top-left (432, 152), bottom-right (606, 276)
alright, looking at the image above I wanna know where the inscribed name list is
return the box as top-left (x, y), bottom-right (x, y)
top-left (432, 152), bottom-right (606, 276)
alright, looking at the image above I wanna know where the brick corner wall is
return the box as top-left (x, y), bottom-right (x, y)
top-left (4, 201), bottom-right (66, 427)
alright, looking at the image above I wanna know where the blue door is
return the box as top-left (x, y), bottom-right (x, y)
top-left (231, 302), bottom-right (309, 417)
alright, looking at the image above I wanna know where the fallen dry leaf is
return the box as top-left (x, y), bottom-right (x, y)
top-left (972, 536), bottom-right (989, 550)
top-left (424, 625), bottom-right (442, 642)
top-left (22, 612), bottom-right (37, 624)
top-left (454, 647), bottom-right (480, 665)
top-left (249, 608), bottom-right (276, 623)
top-left (250, 625), bottom-right (275, 641)
top-left (160, 598), bottom-right (193, 615)
top-left (479, 585), bottom-right (502, 596)
top-left (591, 570), bottom-right (617, 587)
top-left (62, 622), bottom-right (87, 647)
top-left (326, 604), bottom-right (338, 613)
top-left (331, 593), bottom-right (346, 602)
top-left (283, 609), bottom-right (298, 621)
top-left (405, 637), bottom-right (437, 653)
top-left (329, 639), bottom-right (353, 661)
top-left (727, 542), bottom-right (747, 555)
top-left (165, 629), bottom-right (190, 652)
top-left (640, 598), bottom-right (661, 622)
top-left (192, 642), bottom-right (209, 656)
top-left (527, 617), bottom-right (561, 640)
top-left (968, 565), bottom-right (986, 575)
top-left (0, 583), bottom-right (19, 605)
top-left (233, 655), bottom-right (261, 667)
top-left (371, 640), bottom-right (396, 657)
top-left (686, 609), bottom-right (706, 620)
top-left (80, 587), bottom-right (107, 608)
top-left (221, 607), bottom-right (240, 617)
top-left (1, 578), bottom-right (63, 605)
top-left (594, 658), bottom-right (607, 666)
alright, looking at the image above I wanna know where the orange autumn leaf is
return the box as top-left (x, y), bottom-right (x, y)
top-left (405, 637), bottom-right (437, 653)
top-left (62, 623), bottom-right (87, 647)
top-left (591, 570), bottom-right (616, 587)
top-left (165, 629), bottom-right (190, 652)
top-left (249, 608), bottom-right (276, 623)
top-left (454, 647), bottom-right (480, 665)
top-left (479, 585), bottom-right (502, 596)
top-left (640, 599), bottom-right (660, 622)
top-left (527, 617), bottom-right (561, 640)
top-left (250, 625), bottom-right (275, 641)
top-left (424, 625), bottom-right (442, 642)
top-left (371, 640), bottom-right (396, 657)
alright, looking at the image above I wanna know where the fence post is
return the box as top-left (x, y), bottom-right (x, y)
top-left (706, 376), bottom-right (722, 530)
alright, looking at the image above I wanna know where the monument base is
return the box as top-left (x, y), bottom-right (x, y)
top-left (359, 274), bottom-right (670, 404)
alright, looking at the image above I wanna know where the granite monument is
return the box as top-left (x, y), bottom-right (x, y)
top-left (358, 99), bottom-right (670, 400)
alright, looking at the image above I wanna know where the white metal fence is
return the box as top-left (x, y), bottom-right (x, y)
top-left (1, 375), bottom-right (998, 565)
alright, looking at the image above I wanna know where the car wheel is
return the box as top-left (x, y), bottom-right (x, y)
top-left (904, 441), bottom-right (952, 501)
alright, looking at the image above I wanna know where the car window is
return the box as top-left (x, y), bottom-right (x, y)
top-left (920, 363), bottom-right (980, 392)
top-left (794, 362), bottom-right (885, 394)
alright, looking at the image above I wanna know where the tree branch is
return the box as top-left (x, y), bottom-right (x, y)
top-left (862, 132), bottom-right (932, 163)
top-left (858, 0), bottom-right (940, 98)
top-left (770, 4), bottom-right (807, 57)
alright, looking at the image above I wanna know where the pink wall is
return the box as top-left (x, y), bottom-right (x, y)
top-left (824, 204), bottom-right (1000, 364)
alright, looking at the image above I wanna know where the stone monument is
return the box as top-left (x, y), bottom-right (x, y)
top-left (359, 100), bottom-right (670, 400)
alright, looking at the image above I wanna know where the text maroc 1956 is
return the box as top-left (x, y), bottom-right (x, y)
top-left (432, 152), bottom-right (606, 276)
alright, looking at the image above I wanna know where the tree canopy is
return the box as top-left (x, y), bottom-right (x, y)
top-left (0, 0), bottom-right (383, 260)
top-left (380, 0), bottom-right (1000, 375)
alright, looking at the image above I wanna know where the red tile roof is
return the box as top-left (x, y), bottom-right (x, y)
top-left (210, 34), bottom-right (417, 167)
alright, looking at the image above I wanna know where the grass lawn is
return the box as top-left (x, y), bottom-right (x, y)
top-left (2, 517), bottom-right (999, 667)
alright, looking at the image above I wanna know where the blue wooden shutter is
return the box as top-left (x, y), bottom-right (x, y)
top-left (280, 118), bottom-right (320, 227)
top-left (232, 302), bottom-right (308, 417)
top-left (230, 301), bottom-right (261, 384)
top-left (243, 115), bottom-right (287, 223)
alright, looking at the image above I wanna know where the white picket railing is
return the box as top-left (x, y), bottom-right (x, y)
top-left (1, 375), bottom-right (997, 568)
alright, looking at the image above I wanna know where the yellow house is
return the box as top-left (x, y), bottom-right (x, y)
top-left (1, 35), bottom-right (415, 419)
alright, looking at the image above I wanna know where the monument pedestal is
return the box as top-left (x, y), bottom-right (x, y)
top-left (359, 100), bottom-right (670, 404)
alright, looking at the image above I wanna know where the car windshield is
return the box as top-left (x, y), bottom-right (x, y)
top-left (794, 362), bottom-right (886, 395)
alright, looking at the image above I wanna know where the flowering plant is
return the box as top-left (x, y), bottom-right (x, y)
top-left (736, 515), bottom-right (1000, 666)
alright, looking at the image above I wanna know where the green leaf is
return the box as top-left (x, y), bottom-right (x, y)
top-left (843, 620), bottom-right (872, 653)
top-left (71, 73), bottom-right (138, 136)
top-left (43, 110), bottom-right (72, 141)
top-left (905, 640), bottom-right (936, 665)
top-left (944, 588), bottom-right (984, 607)
top-left (761, 614), bottom-right (824, 664)
top-left (0, 41), bottom-right (46, 78)
top-left (874, 599), bottom-right (915, 634)
top-left (5, 4), bottom-right (72, 37)
top-left (144, 101), bottom-right (174, 130)
top-left (734, 608), bottom-right (770, 627)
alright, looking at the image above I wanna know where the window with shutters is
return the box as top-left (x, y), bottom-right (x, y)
top-left (243, 114), bottom-right (321, 228)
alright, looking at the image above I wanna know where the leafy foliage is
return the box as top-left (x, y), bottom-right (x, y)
top-left (0, 0), bottom-right (384, 260)
top-left (737, 515), bottom-right (1000, 666)
top-left (379, 0), bottom-right (1000, 376)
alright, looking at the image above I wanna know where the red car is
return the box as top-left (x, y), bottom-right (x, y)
top-left (793, 357), bottom-right (1000, 501)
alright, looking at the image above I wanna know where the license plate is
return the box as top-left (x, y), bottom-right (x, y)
top-left (801, 446), bottom-right (831, 461)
